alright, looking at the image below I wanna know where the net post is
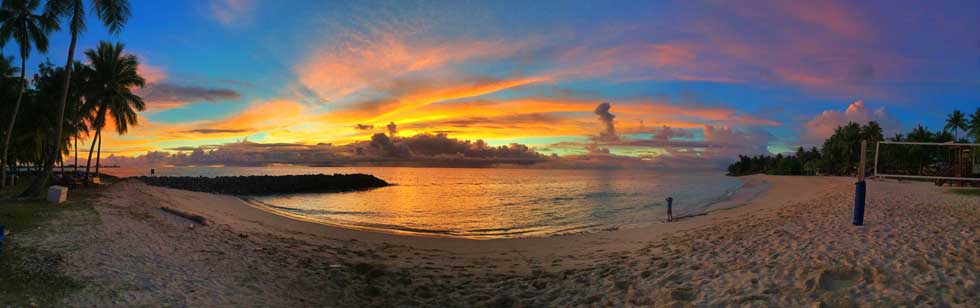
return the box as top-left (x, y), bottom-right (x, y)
top-left (854, 140), bottom-right (867, 226)
top-left (873, 141), bottom-right (880, 180)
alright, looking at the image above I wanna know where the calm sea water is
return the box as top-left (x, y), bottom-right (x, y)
top-left (104, 166), bottom-right (744, 238)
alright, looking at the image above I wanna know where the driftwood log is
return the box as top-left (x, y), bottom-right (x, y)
top-left (160, 207), bottom-right (209, 225)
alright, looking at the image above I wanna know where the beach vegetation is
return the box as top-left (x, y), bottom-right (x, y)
top-left (968, 107), bottom-right (980, 143)
top-left (944, 109), bottom-right (967, 141)
top-left (728, 121), bottom-right (882, 176)
top-left (24, 0), bottom-right (131, 197)
top-left (0, 41), bottom-right (144, 195)
top-left (728, 112), bottom-right (980, 177)
top-left (0, 0), bottom-right (59, 189)
top-left (79, 41), bottom-right (145, 178)
top-left (727, 118), bottom-right (962, 177)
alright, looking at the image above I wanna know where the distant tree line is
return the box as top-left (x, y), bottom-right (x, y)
top-left (728, 108), bottom-right (980, 177)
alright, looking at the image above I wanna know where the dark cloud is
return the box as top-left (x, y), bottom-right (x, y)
top-left (594, 102), bottom-right (618, 141)
top-left (138, 83), bottom-right (241, 103)
top-left (354, 124), bottom-right (374, 130)
top-left (104, 132), bottom-right (548, 168)
top-left (181, 128), bottom-right (249, 134)
top-left (369, 133), bottom-right (409, 157)
top-left (387, 122), bottom-right (398, 137)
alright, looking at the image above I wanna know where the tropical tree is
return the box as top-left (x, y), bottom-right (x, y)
top-left (860, 121), bottom-right (884, 145)
top-left (944, 110), bottom-right (967, 140)
top-left (29, 61), bottom-right (89, 174)
top-left (0, 0), bottom-right (58, 188)
top-left (25, 0), bottom-right (129, 194)
top-left (64, 61), bottom-right (90, 173)
top-left (81, 41), bottom-right (144, 178)
top-left (967, 107), bottom-right (980, 143)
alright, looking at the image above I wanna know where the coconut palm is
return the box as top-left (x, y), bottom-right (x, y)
top-left (28, 61), bottom-right (90, 176)
top-left (26, 0), bottom-right (129, 193)
top-left (944, 110), bottom-right (967, 141)
top-left (81, 41), bottom-right (144, 178)
top-left (0, 0), bottom-right (58, 188)
top-left (860, 121), bottom-right (884, 144)
top-left (968, 107), bottom-right (980, 143)
top-left (64, 61), bottom-right (91, 174)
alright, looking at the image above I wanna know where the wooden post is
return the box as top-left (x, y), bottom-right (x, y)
top-left (873, 141), bottom-right (880, 180)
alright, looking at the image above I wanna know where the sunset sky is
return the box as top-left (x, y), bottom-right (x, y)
top-left (10, 0), bottom-right (980, 163)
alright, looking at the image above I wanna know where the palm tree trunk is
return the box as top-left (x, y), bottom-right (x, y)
top-left (29, 30), bottom-right (79, 195)
top-left (85, 130), bottom-right (100, 179)
top-left (74, 136), bottom-right (78, 174)
top-left (1, 57), bottom-right (27, 188)
top-left (95, 134), bottom-right (102, 177)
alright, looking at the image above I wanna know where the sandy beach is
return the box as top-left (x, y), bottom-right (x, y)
top-left (12, 175), bottom-right (979, 307)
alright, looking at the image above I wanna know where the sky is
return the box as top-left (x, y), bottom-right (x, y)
top-left (10, 0), bottom-right (980, 167)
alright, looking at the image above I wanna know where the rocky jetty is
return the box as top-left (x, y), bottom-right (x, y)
top-left (135, 174), bottom-right (390, 195)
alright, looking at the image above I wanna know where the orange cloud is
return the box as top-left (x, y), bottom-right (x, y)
top-left (88, 100), bottom-right (311, 156)
top-left (297, 27), bottom-right (532, 102)
top-left (136, 60), bottom-right (167, 84)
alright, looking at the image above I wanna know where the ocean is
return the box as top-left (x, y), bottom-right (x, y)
top-left (104, 166), bottom-right (745, 238)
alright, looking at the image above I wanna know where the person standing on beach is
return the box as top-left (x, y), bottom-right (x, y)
top-left (666, 197), bottom-right (673, 222)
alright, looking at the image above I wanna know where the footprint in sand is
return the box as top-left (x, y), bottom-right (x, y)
top-left (807, 268), bottom-right (862, 292)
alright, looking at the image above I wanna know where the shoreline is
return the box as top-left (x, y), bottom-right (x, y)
top-left (98, 175), bottom-right (832, 260)
top-left (13, 175), bottom-right (978, 306)
top-left (240, 175), bottom-right (769, 240)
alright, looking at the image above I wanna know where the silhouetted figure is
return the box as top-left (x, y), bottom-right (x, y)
top-left (150, 168), bottom-right (155, 175)
top-left (666, 197), bottom-right (674, 222)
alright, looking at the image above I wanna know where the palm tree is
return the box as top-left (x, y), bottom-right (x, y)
top-left (944, 110), bottom-right (967, 141)
top-left (26, 0), bottom-right (129, 194)
top-left (0, 56), bottom-right (16, 175)
top-left (81, 41), bottom-right (144, 178)
top-left (861, 121), bottom-right (884, 144)
top-left (25, 61), bottom-right (89, 181)
top-left (65, 61), bottom-right (90, 174)
top-left (0, 0), bottom-right (58, 188)
top-left (968, 107), bottom-right (980, 143)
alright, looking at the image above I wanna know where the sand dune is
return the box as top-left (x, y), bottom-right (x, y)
top-left (23, 175), bottom-right (980, 307)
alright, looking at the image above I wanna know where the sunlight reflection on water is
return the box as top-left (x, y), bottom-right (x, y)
top-left (106, 166), bottom-right (743, 238)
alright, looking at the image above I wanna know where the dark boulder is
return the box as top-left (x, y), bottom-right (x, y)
top-left (136, 173), bottom-right (390, 195)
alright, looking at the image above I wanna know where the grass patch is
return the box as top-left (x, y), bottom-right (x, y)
top-left (0, 175), bottom-right (34, 198)
top-left (949, 188), bottom-right (980, 196)
top-left (0, 194), bottom-right (99, 306)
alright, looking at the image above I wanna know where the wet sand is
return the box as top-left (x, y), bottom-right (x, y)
top-left (23, 175), bottom-right (980, 306)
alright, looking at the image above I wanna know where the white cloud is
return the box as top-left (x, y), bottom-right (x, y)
top-left (802, 100), bottom-right (901, 145)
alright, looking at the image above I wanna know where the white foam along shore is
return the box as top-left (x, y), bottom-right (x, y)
top-left (36, 175), bottom-right (980, 306)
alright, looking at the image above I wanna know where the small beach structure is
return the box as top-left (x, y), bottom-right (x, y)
top-left (47, 186), bottom-right (69, 204)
